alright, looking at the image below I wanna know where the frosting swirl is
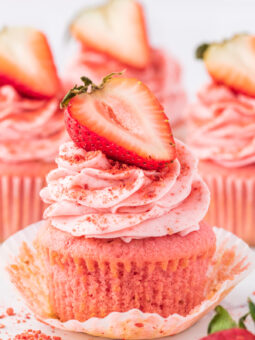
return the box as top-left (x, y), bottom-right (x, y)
top-left (64, 48), bottom-right (187, 126)
top-left (0, 85), bottom-right (67, 162)
top-left (40, 140), bottom-right (209, 241)
top-left (189, 83), bottom-right (255, 167)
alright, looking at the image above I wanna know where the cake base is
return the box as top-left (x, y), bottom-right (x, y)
top-left (35, 221), bottom-right (216, 321)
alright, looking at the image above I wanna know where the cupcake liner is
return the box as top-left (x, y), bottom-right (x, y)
top-left (1, 222), bottom-right (255, 339)
top-left (201, 171), bottom-right (255, 246)
top-left (0, 175), bottom-right (47, 242)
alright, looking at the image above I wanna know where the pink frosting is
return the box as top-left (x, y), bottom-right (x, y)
top-left (189, 83), bottom-right (255, 167)
top-left (40, 139), bottom-right (210, 241)
top-left (64, 48), bottom-right (187, 126)
top-left (0, 85), bottom-right (67, 162)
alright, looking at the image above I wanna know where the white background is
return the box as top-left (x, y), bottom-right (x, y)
top-left (0, 0), bottom-right (255, 97)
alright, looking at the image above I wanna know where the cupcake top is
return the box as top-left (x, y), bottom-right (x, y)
top-left (0, 27), bottom-right (66, 163)
top-left (189, 34), bottom-right (255, 168)
top-left (0, 85), bottom-right (66, 162)
top-left (189, 83), bottom-right (255, 167)
top-left (41, 73), bottom-right (209, 242)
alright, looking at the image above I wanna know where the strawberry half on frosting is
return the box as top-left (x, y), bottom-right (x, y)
top-left (196, 34), bottom-right (255, 97)
top-left (61, 73), bottom-right (176, 170)
top-left (70, 0), bottom-right (150, 69)
top-left (0, 27), bottom-right (60, 99)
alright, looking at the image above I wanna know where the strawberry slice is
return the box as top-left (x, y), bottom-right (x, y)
top-left (196, 34), bottom-right (255, 97)
top-left (200, 328), bottom-right (255, 339)
top-left (0, 27), bottom-right (60, 99)
top-left (70, 0), bottom-right (150, 69)
top-left (61, 73), bottom-right (176, 170)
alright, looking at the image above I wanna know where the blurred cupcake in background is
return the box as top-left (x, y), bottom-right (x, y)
top-left (0, 27), bottom-right (67, 241)
top-left (64, 0), bottom-right (187, 138)
top-left (187, 34), bottom-right (255, 245)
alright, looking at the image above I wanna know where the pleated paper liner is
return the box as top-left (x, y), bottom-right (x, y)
top-left (1, 222), bottom-right (255, 339)
top-left (0, 176), bottom-right (48, 242)
top-left (0, 158), bottom-right (56, 242)
top-left (198, 160), bottom-right (255, 246)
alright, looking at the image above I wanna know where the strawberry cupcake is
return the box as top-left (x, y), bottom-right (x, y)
top-left (0, 27), bottom-right (67, 241)
top-left (188, 34), bottom-right (255, 245)
top-left (18, 72), bottom-right (219, 333)
top-left (64, 0), bottom-right (187, 137)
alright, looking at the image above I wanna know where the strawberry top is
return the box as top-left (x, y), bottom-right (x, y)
top-left (61, 73), bottom-right (176, 170)
top-left (196, 34), bottom-right (255, 97)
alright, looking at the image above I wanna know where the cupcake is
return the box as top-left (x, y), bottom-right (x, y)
top-left (64, 0), bottom-right (187, 136)
top-left (0, 27), bottom-right (67, 241)
top-left (22, 72), bottom-right (217, 327)
top-left (188, 34), bottom-right (255, 245)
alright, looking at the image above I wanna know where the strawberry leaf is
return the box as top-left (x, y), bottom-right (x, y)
top-left (238, 313), bottom-right (249, 329)
top-left (60, 72), bottom-right (124, 108)
top-left (195, 43), bottom-right (209, 59)
top-left (208, 306), bottom-right (237, 334)
top-left (248, 298), bottom-right (255, 322)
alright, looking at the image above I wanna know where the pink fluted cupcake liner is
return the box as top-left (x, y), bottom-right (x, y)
top-left (1, 222), bottom-right (254, 339)
top-left (199, 162), bottom-right (255, 245)
top-left (0, 176), bottom-right (48, 242)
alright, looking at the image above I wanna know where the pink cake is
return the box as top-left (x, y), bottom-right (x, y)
top-left (36, 221), bottom-right (215, 321)
top-left (0, 27), bottom-right (67, 241)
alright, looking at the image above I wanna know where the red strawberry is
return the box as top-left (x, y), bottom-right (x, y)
top-left (70, 0), bottom-right (150, 69)
top-left (0, 27), bottom-right (60, 99)
top-left (196, 34), bottom-right (255, 97)
top-left (61, 74), bottom-right (176, 170)
top-left (200, 328), bottom-right (255, 339)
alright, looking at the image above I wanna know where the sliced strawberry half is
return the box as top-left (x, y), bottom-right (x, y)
top-left (200, 328), bottom-right (255, 339)
top-left (0, 27), bottom-right (60, 99)
top-left (62, 74), bottom-right (176, 170)
top-left (196, 34), bottom-right (255, 97)
top-left (70, 0), bottom-right (150, 69)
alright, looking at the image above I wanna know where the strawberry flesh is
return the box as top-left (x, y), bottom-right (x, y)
top-left (70, 0), bottom-right (150, 69)
top-left (197, 34), bottom-right (255, 97)
top-left (0, 27), bottom-right (60, 99)
top-left (64, 77), bottom-right (176, 170)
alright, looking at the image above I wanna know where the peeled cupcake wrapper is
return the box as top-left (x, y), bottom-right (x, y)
top-left (1, 222), bottom-right (255, 339)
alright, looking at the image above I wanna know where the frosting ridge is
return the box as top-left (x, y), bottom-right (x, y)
top-left (189, 83), bottom-right (255, 167)
top-left (41, 140), bottom-right (210, 241)
top-left (0, 85), bottom-right (67, 162)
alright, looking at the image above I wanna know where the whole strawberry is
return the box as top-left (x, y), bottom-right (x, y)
top-left (200, 328), bottom-right (255, 339)
top-left (199, 300), bottom-right (255, 340)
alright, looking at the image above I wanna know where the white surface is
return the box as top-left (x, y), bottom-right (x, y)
top-left (0, 0), bottom-right (255, 97)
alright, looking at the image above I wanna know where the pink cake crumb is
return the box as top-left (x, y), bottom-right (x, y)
top-left (36, 221), bottom-right (216, 322)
